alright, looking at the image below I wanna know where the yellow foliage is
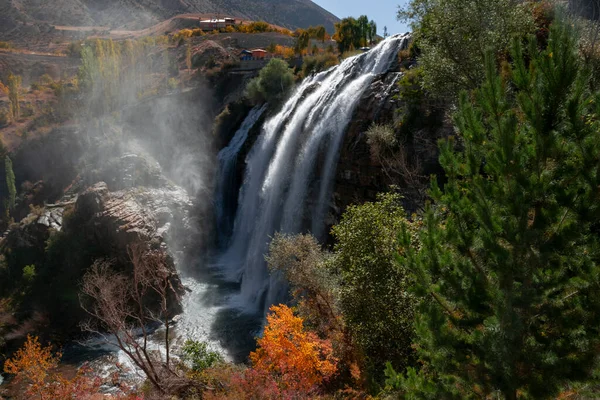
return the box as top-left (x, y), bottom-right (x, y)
top-left (3, 335), bottom-right (115, 399)
top-left (250, 304), bottom-right (338, 393)
top-left (272, 45), bottom-right (295, 59)
top-left (4, 335), bottom-right (60, 391)
top-left (173, 29), bottom-right (194, 41)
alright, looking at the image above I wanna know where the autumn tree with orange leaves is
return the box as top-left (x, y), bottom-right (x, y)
top-left (250, 304), bottom-right (338, 394)
top-left (204, 305), bottom-right (338, 399)
top-left (4, 335), bottom-right (142, 399)
top-left (3, 335), bottom-right (101, 400)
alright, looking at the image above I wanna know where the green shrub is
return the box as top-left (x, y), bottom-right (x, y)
top-left (365, 124), bottom-right (397, 162)
top-left (182, 340), bottom-right (223, 372)
top-left (329, 192), bottom-right (418, 387)
top-left (245, 58), bottom-right (294, 105)
top-left (0, 41), bottom-right (11, 49)
top-left (167, 77), bottom-right (179, 90)
top-left (66, 41), bottom-right (83, 58)
top-left (394, 66), bottom-right (444, 138)
top-left (398, 0), bottom-right (534, 99)
top-left (22, 265), bottom-right (36, 283)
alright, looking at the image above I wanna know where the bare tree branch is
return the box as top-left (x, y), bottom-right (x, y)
top-left (79, 243), bottom-right (183, 394)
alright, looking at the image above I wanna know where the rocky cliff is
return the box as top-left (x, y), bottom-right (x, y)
top-left (0, 83), bottom-right (217, 354)
top-left (332, 62), bottom-right (451, 221)
top-left (0, 152), bottom-right (192, 342)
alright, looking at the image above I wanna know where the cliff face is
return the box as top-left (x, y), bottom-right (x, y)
top-left (332, 64), bottom-right (451, 223)
top-left (333, 73), bottom-right (404, 216)
top-left (0, 83), bottom-right (219, 352)
top-left (0, 152), bottom-right (191, 341)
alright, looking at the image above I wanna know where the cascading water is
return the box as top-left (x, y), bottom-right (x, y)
top-left (215, 104), bottom-right (267, 248)
top-left (219, 34), bottom-right (410, 314)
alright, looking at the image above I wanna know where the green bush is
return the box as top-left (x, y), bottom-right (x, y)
top-left (182, 340), bottom-right (223, 372)
top-left (329, 192), bottom-right (418, 387)
top-left (167, 77), bottom-right (180, 91)
top-left (398, 0), bottom-right (534, 99)
top-left (65, 41), bottom-right (83, 58)
top-left (245, 58), bottom-right (294, 105)
top-left (22, 265), bottom-right (36, 283)
top-left (365, 124), bottom-right (397, 164)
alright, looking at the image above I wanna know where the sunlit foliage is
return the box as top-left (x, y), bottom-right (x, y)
top-left (330, 192), bottom-right (418, 386)
top-left (3, 335), bottom-right (104, 399)
top-left (7, 73), bottom-right (22, 121)
top-left (398, 0), bottom-right (534, 99)
top-left (250, 304), bottom-right (338, 394)
top-left (245, 58), bottom-right (294, 105)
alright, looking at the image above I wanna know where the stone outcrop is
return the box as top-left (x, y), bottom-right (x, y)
top-left (74, 182), bottom-right (188, 313)
top-left (333, 72), bottom-right (404, 215)
top-left (332, 68), bottom-right (451, 220)
top-left (0, 152), bottom-right (196, 343)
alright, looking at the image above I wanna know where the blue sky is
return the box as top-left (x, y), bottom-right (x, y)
top-left (313, 0), bottom-right (411, 35)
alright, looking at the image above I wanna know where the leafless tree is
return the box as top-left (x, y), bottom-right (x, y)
top-left (79, 243), bottom-right (181, 394)
top-left (365, 123), bottom-right (428, 204)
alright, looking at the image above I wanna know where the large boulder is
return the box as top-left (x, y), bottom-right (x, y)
top-left (0, 173), bottom-right (192, 343)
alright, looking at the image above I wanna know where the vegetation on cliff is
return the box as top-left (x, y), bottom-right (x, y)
top-left (245, 58), bottom-right (295, 105)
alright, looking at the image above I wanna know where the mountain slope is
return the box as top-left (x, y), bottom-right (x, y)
top-left (0, 0), bottom-right (340, 35)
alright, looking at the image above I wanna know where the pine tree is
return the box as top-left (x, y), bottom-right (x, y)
top-left (400, 21), bottom-right (600, 399)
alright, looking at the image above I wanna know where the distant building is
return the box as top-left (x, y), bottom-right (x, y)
top-left (251, 49), bottom-right (268, 59)
top-left (240, 49), bottom-right (253, 60)
top-left (199, 17), bottom-right (236, 31)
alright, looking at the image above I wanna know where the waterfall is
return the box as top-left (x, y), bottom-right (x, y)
top-left (215, 104), bottom-right (267, 248)
top-left (219, 34), bottom-right (410, 314)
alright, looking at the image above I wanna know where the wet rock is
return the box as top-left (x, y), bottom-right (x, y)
top-left (332, 72), bottom-right (403, 215)
top-left (332, 68), bottom-right (450, 222)
top-left (74, 182), bottom-right (190, 308)
top-left (85, 153), bottom-right (168, 192)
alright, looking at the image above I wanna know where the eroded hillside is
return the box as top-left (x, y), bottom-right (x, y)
top-left (0, 0), bottom-right (339, 38)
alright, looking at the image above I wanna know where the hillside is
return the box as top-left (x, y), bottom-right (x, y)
top-left (0, 0), bottom-right (340, 38)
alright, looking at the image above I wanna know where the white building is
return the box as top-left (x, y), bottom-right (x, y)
top-left (199, 18), bottom-right (236, 31)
